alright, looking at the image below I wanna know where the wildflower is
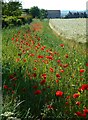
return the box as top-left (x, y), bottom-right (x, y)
top-left (86, 63), bottom-right (88, 66)
top-left (60, 44), bottom-right (64, 47)
top-left (56, 90), bottom-right (63, 97)
top-left (40, 79), bottom-right (46, 85)
top-left (12, 38), bottom-right (14, 41)
top-left (33, 85), bottom-right (38, 89)
top-left (16, 58), bottom-right (20, 62)
top-left (59, 63), bottom-right (63, 67)
top-left (16, 38), bottom-right (18, 42)
top-left (47, 105), bottom-right (54, 110)
top-left (57, 59), bottom-right (61, 63)
top-left (26, 42), bottom-right (29, 46)
top-left (65, 102), bottom-right (69, 105)
top-left (81, 113), bottom-right (87, 118)
top-left (42, 60), bottom-right (48, 64)
top-left (73, 93), bottom-right (80, 98)
top-left (65, 54), bottom-right (69, 58)
top-left (46, 55), bottom-right (53, 60)
top-left (80, 84), bottom-right (88, 91)
top-left (34, 60), bottom-right (38, 62)
top-left (83, 108), bottom-right (88, 114)
top-left (37, 37), bottom-right (41, 41)
top-left (32, 73), bottom-right (37, 78)
top-left (33, 67), bottom-right (37, 71)
top-left (18, 53), bottom-right (21, 56)
top-left (3, 85), bottom-right (8, 89)
top-left (66, 95), bottom-right (70, 99)
top-left (60, 69), bottom-right (64, 73)
top-left (75, 111), bottom-right (82, 116)
top-left (34, 90), bottom-right (42, 95)
top-left (56, 73), bottom-right (61, 79)
top-left (63, 64), bottom-right (69, 68)
top-left (41, 74), bottom-right (47, 79)
top-left (38, 55), bottom-right (44, 58)
top-left (9, 74), bottom-right (14, 79)
top-left (79, 69), bottom-right (85, 73)
top-left (12, 90), bottom-right (15, 94)
top-left (50, 67), bottom-right (54, 72)
top-left (56, 80), bottom-right (59, 83)
top-left (76, 101), bottom-right (81, 106)
top-left (29, 53), bottom-right (35, 57)
top-left (23, 58), bottom-right (26, 62)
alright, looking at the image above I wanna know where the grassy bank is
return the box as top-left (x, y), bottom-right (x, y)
top-left (2, 19), bottom-right (88, 120)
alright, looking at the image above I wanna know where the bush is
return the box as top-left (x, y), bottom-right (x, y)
top-left (2, 15), bottom-right (33, 28)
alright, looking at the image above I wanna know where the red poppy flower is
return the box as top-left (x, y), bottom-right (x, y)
top-left (79, 69), bottom-right (85, 73)
top-left (33, 67), bottom-right (37, 71)
top-left (60, 69), bottom-right (64, 73)
top-left (12, 38), bottom-right (14, 41)
top-left (41, 74), bottom-right (47, 79)
top-left (83, 108), bottom-right (88, 114)
top-left (80, 84), bottom-right (88, 91)
top-left (18, 53), bottom-right (21, 56)
top-left (37, 37), bottom-right (41, 41)
top-left (60, 44), bottom-right (64, 47)
top-left (66, 95), bottom-right (70, 99)
top-left (73, 93), bottom-right (80, 98)
top-left (33, 85), bottom-right (38, 89)
top-left (75, 111), bottom-right (82, 116)
top-left (16, 58), bottom-right (20, 62)
top-left (23, 59), bottom-right (26, 62)
top-left (81, 113), bottom-right (87, 118)
top-left (56, 73), bottom-right (61, 79)
top-left (3, 85), bottom-right (8, 89)
top-left (40, 79), bottom-right (46, 85)
top-left (65, 102), bottom-right (69, 105)
top-left (12, 90), bottom-right (15, 94)
top-left (26, 42), bottom-right (29, 46)
top-left (56, 90), bottom-right (63, 97)
top-left (63, 64), bottom-right (69, 68)
top-left (56, 80), bottom-right (59, 83)
top-left (57, 59), bottom-right (61, 63)
top-left (38, 55), bottom-right (44, 58)
top-left (34, 90), bottom-right (42, 95)
top-left (47, 105), bottom-right (54, 110)
top-left (9, 74), bottom-right (14, 79)
top-left (46, 55), bottom-right (53, 60)
top-left (76, 101), bottom-right (81, 106)
top-left (29, 53), bottom-right (35, 57)
top-left (65, 54), bottom-right (68, 58)
top-left (16, 38), bottom-right (18, 42)
top-left (50, 67), bottom-right (54, 72)
top-left (86, 63), bottom-right (88, 66)
top-left (32, 73), bottom-right (37, 78)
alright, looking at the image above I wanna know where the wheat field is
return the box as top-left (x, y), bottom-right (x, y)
top-left (49, 18), bottom-right (86, 43)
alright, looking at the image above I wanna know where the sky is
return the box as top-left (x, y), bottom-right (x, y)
top-left (5, 0), bottom-right (88, 10)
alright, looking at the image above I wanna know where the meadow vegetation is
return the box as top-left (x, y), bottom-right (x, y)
top-left (2, 19), bottom-right (88, 120)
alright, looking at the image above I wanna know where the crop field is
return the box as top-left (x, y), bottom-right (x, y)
top-left (2, 19), bottom-right (88, 120)
top-left (49, 18), bottom-right (86, 43)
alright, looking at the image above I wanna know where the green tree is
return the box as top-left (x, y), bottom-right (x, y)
top-left (29, 6), bottom-right (40, 18)
top-left (40, 9), bottom-right (47, 19)
top-left (2, 0), bottom-right (22, 16)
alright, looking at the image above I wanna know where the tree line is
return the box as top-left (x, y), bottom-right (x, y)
top-left (2, 0), bottom-right (47, 28)
top-left (2, 0), bottom-right (47, 19)
top-left (65, 11), bottom-right (88, 18)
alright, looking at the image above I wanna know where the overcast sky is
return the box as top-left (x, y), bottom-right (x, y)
top-left (5, 0), bottom-right (88, 10)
